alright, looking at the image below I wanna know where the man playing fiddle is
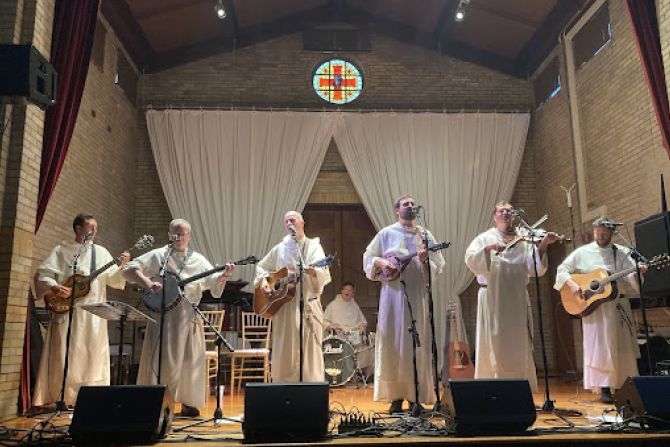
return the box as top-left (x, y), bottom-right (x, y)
top-left (464, 201), bottom-right (558, 390)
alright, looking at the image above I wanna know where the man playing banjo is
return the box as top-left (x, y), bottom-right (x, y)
top-left (123, 219), bottom-right (234, 417)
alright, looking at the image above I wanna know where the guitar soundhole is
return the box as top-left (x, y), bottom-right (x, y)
top-left (589, 280), bottom-right (600, 291)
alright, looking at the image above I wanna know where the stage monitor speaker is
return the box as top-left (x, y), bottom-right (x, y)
top-left (70, 385), bottom-right (174, 445)
top-left (442, 379), bottom-right (537, 435)
top-left (0, 44), bottom-right (57, 107)
top-left (634, 212), bottom-right (670, 297)
top-left (615, 376), bottom-right (670, 427)
top-left (243, 382), bottom-right (329, 443)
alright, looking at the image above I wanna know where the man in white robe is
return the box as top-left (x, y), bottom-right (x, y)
top-left (363, 195), bottom-right (445, 414)
top-left (33, 213), bottom-right (129, 407)
top-left (255, 211), bottom-right (331, 382)
top-left (554, 217), bottom-right (644, 403)
top-left (464, 202), bottom-right (556, 392)
top-left (324, 282), bottom-right (367, 333)
top-left (123, 219), bottom-right (234, 417)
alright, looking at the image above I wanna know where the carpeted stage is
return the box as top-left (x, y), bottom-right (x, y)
top-left (5, 378), bottom-right (670, 446)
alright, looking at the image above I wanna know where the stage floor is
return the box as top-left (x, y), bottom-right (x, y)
top-left (8, 378), bottom-right (670, 446)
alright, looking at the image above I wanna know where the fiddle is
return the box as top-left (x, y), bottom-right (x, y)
top-left (498, 226), bottom-right (570, 255)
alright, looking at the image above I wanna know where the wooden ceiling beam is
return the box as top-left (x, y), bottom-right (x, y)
top-left (514, 0), bottom-right (591, 78)
top-left (101, 0), bottom-right (155, 71)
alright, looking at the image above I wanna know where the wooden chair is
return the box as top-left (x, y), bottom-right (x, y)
top-left (230, 312), bottom-right (271, 393)
top-left (202, 309), bottom-right (226, 400)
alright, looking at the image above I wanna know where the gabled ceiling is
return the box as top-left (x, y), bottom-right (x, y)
top-left (103, 0), bottom-right (591, 77)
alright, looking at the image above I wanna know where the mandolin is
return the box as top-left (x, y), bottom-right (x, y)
top-left (253, 256), bottom-right (333, 318)
top-left (377, 242), bottom-right (450, 281)
top-left (44, 235), bottom-right (154, 314)
top-left (560, 253), bottom-right (670, 317)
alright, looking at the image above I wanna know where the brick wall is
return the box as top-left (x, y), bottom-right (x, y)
top-left (0, 0), bottom-right (55, 420)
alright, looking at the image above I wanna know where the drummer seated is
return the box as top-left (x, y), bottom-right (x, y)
top-left (324, 282), bottom-right (367, 338)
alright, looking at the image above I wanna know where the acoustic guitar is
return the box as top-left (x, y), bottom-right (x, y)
top-left (446, 301), bottom-right (474, 379)
top-left (44, 235), bottom-right (154, 314)
top-left (253, 256), bottom-right (333, 318)
top-left (377, 241), bottom-right (451, 281)
top-left (560, 253), bottom-right (670, 317)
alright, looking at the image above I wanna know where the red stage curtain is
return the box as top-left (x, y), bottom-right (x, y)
top-left (626, 0), bottom-right (670, 159)
top-left (18, 0), bottom-right (99, 414)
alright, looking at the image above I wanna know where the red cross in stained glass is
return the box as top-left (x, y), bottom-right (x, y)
top-left (319, 64), bottom-right (358, 101)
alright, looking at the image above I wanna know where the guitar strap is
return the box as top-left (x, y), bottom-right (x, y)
top-left (90, 244), bottom-right (96, 274)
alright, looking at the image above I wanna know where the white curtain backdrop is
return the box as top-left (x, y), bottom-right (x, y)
top-left (146, 110), bottom-right (529, 368)
top-left (145, 109), bottom-right (337, 284)
top-left (333, 112), bottom-right (530, 358)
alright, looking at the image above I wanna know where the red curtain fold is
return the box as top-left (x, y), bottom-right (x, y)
top-left (18, 0), bottom-right (99, 414)
top-left (626, 0), bottom-right (670, 160)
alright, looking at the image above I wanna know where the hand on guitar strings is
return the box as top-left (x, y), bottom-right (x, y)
top-left (50, 284), bottom-right (72, 299)
top-left (216, 261), bottom-right (236, 286)
top-left (118, 251), bottom-right (131, 266)
top-left (375, 258), bottom-right (398, 278)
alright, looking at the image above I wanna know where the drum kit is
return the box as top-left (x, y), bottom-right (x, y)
top-left (322, 329), bottom-right (374, 387)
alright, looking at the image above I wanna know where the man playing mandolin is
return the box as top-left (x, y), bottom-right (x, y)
top-left (465, 201), bottom-right (557, 392)
top-left (554, 217), bottom-right (647, 403)
top-left (254, 211), bottom-right (331, 382)
top-left (123, 219), bottom-right (234, 417)
top-left (32, 213), bottom-right (130, 407)
top-left (363, 195), bottom-right (445, 415)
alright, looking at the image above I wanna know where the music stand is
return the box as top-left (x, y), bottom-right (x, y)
top-left (78, 301), bottom-right (155, 384)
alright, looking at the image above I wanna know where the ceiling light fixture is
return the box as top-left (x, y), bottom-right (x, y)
top-left (214, 0), bottom-right (226, 19)
top-left (454, 0), bottom-right (467, 22)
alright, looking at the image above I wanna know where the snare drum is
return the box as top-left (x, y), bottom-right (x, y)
top-left (344, 329), bottom-right (369, 346)
top-left (322, 337), bottom-right (356, 387)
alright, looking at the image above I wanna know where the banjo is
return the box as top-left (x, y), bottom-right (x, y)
top-left (143, 255), bottom-right (258, 313)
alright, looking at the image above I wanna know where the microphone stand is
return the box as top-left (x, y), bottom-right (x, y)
top-left (294, 233), bottom-right (306, 382)
top-left (400, 278), bottom-right (422, 417)
top-left (415, 208), bottom-right (443, 413)
top-left (157, 241), bottom-right (175, 384)
top-left (516, 217), bottom-right (580, 417)
top-left (615, 230), bottom-right (653, 375)
top-left (173, 286), bottom-right (238, 430)
top-left (55, 237), bottom-right (89, 412)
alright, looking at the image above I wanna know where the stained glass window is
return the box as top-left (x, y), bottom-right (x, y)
top-left (312, 59), bottom-right (363, 105)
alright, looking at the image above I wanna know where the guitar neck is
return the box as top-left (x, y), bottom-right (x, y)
top-left (82, 259), bottom-right (117, 286)
top-left (604, 266), bottom-right (638, 285)
top-left (179, 264), bottom-right (227, 287)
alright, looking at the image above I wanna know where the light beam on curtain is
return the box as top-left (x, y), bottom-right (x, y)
top-left (333, 112), bottom-right (530, 360)
top-left (145, 110), bottom-right (337, 285)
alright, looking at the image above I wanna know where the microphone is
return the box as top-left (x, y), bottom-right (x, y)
top-left (168, 234), bottom-right (181, 244)
top-left (602, 220), bottom-right (624, 230)
top-left (408, 205), bottom-right (422, 217)
top-left (83, 231), bottom-right (94, 240)
top-left (509, 208), bottom-right (525, 217)
top-left (287, 223), bottom-right (297, 236)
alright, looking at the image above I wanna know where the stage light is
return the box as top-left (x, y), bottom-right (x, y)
top-left (455, 7), bottom-right (465, 22)
top-left (214, 0), bottom-right (226, 19)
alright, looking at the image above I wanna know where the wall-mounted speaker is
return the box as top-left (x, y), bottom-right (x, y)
top-left (0, 44), bottom-right (57, 108)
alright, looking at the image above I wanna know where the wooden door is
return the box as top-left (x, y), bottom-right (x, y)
top-left (303, 205), bottom-right (380, 327)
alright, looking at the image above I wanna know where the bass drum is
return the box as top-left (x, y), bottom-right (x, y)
top-left (322, 337), bottom-right (356, 387)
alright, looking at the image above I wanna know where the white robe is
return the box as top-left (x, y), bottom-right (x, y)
top-left (33, 242), bottom-right (126, 406)
top-left (363, 222), bottom-right (445, 404)
top-left (464, 228), bottom-right (547, 391)
top-left (254, 235), bottom-right (331, 382)
top-left (324, 294), bottom-right (367, 331)
top-left (124, 245), bottom-right (225, 408)
top-left (554, 242), bottom-right (640, 391)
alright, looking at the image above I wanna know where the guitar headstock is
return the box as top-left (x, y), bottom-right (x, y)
top-left (650, 253), bottom-right (670, 270)
top-left (235, 255), bottom-right (259, 266)
top-left (429, 241), bottom-right (451, 252)
top-left (313, 255), bottom-right (334, 268)
top-left (133, 235), bottom-right (155, 250)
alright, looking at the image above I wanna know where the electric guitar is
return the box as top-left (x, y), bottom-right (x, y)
top-left (44, 235), bottom-right (154, 314)
top-left (377, 241), bottom-right (451, 281)
top-left (560, 253), bottom-right (670, 317)
top-left (253, 256), bottom-right (333, 318)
